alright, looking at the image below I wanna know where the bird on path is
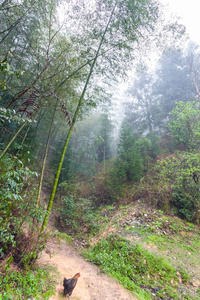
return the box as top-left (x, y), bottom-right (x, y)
top-left (63, 272), bottom-right (80, 299)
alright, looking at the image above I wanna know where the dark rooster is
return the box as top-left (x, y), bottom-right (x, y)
top-left (63, 272), bottom-right (80, 299)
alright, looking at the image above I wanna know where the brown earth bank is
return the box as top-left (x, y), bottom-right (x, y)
top-left (38, 237), bottom-right (138, 300)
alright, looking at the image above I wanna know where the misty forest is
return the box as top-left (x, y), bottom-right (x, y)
top-left (1, 0), bottom-right (200, 299)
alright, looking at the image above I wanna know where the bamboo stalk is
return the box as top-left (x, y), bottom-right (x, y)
top-left (40, 2), bottom-right (117, 234)
top-left (16, 122), bottom-right (31, 157)
top-left (0, 119), bottom-right (28, 160)
top-left (36, 100), bottom-right (57, 207)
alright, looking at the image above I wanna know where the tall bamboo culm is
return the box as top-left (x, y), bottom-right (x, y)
top-left (39, 3), bottom-right (117, 235)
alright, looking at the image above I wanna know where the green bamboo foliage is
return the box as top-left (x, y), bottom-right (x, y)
top-left (36, 100), bottom-right (57, 207)
top-left (0, 58), bottom-right (101, 160)
top-left (16, 122), bottom-right (31, 157)
top-left (0, 101), bottom-right (44, 160)
top-left (0, 119), bottom-right (28, 160)
top-left (39, 3), bottom-right (117, 235)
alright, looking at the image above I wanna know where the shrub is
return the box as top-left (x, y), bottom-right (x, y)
top-left (58, 195), bottom-right (98, 234)
top-left (0, 154), bottom-right (45, 262)
top-left (153, 152), bottom-right (200, 221)
top-left (172, 186), bottom-right (196, 221)
top-left (168, 101), bottom-right (200, 150)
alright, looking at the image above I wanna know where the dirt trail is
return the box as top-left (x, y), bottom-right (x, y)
top-left (38, 238), bottom-right (137, 300)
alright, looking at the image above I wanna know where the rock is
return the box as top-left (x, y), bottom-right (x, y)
top-left (153, 287), bottom-right (162, 292)
top-left (192, 280), bottom-right (200, 288)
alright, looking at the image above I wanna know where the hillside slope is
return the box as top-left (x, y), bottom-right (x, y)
top-left (83, 202), bottom-right (200, 299)
top-left (38, 201), bottom-right (200, 299)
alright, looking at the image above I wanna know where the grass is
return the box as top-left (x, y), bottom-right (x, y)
top-left (0, 265), bottom-right (57, 300)
top-left (80, 203), bottom-right (200, 299)
top-left (53, 230), bottom-right (73, 244)
top-left (121, 210), bottom-right (200, 282)
top-left (82, 234), bottom-right (197, 300)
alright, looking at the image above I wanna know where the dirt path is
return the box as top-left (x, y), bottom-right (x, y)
top-left (38, 238), bottom-right (138, 300)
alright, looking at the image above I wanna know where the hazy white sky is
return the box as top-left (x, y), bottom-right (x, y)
top-left (160, 0), bottom-right (200, 44)
top-left (117, 0), bottom-right (200, 103)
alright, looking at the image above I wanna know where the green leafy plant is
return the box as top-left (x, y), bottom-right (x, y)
top-left (0, 266), bottom-right (56, 300)
top-left (0, 58), bottom-right (23, 95)
top-left (0, 154), bottom-right (45, 262)
top-left (172, 187), bottom-right (195, 221)
top-left (58, 195), bottom-right (98, 234)
top-left (168, 101), bottom-right (200, 150)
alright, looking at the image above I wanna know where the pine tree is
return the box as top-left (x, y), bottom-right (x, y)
top-left (114, 122), bottom-right (143, 182)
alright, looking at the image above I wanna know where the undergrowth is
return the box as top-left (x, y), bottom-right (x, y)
top-left (53, 230), bottom-right (73, 244)
top-left (0, 265), bottom-right (57, 300)
top-left (82, 234), bottom-right (197, 300)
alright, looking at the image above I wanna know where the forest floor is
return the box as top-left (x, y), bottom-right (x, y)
top-left (38, 237), bottom-right (137, 300)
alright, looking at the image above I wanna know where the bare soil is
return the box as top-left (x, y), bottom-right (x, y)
top-left (38, 238), bottom-right (138, 300)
